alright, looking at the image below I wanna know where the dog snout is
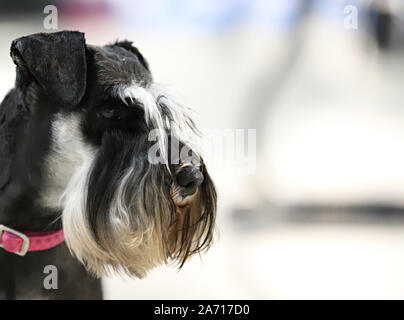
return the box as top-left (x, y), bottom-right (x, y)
top-left (176, 166), bottom-right (204, 192)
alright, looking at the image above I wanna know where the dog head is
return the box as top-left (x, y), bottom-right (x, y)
top-left (10, 31), bottom-right (217, 277)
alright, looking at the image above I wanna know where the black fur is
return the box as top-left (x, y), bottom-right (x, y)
top-left (109, 40), bottom-right (150, 72)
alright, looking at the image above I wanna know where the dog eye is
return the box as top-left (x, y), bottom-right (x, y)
top-left (101, 108), bottom-right (118, 119)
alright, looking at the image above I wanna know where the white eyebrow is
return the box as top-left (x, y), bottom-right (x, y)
top-left (118, 85), bottom-right (160, 125)
top-left (116, 84), bottom-right (168, 163)
top-left (114, 83), bottom-right (202, 165)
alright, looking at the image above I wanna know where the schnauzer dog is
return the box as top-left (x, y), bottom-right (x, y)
top-left (0, 31), bottom-right (216, 299)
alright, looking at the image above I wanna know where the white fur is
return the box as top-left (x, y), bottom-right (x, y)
top-left (40, 113), bottom-right (95, 210)
top-left (149, 83), bottom-right (201, 155)
top-left (37, 112), bottom-right (108, 272)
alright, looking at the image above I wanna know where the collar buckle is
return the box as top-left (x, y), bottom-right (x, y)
top-left (0, 224), bottom-right (30, 256)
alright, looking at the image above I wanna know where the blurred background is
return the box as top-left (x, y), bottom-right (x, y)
top-left (2, 0), bottom-right (404, 299)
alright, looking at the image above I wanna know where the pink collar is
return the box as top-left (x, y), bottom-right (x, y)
top-left (0, 224), bottom-right (64, 256)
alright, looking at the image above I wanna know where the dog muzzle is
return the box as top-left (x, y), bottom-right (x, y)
top-left (0, 225), bottom-right (64, 256)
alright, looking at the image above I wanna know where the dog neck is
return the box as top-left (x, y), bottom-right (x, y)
top-left (0, 88), bottom-right (62, 231)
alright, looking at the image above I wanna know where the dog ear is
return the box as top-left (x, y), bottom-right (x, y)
top-left (10, 31), bottom-right (87, 108)
top-left (111, 40), bottom-right (150, 71)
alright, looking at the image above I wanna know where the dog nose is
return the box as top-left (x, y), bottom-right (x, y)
top-left (176, 166), bottom-right (204, 192)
